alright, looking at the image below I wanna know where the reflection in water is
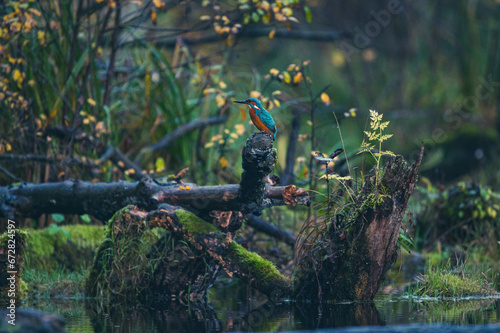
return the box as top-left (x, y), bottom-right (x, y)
top-left (27, 294), bottom-right (500, 332)
top-left (294, 302), bottom-right (384, 329)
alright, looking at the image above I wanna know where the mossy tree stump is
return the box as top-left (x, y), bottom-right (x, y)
top-left (294, 148), bottom-right (423, 301)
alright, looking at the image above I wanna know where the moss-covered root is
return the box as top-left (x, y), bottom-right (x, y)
top-left (0, 229), bottom-right (28, 304)
top-left (85, 205), bottom-right (221, 303)
top-left (86, 204), bottom-right (291, 302)
top-left (224, 242), bottom-right (291, 300)
top-left (171, 208), bottom-right (291, 299)
top-left (151, 205), bottom-right (291, 300)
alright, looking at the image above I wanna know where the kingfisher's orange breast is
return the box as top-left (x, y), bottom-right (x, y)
top-left (249, 109), bottom-right (273, 134)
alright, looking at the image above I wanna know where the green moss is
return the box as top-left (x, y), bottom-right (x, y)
top-left (25, 225), bottom-right (105, 271)
top-left (19, 279), bottom-right (27, 299)
top-left (175, 209), bottom-right (219, 236)
top-left (227, 241), bottom-right (287, 284)
top-left (414, 268), bottom-right (498, 297)
top-left (85, 207), bottom-right (168, 302)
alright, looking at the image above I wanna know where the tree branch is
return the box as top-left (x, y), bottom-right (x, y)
top-left (0, 153), bottom-right (97, 168)
top-left (124, 28), bottom-right (348, 48)
top-left (245, 214), bottom-right (295, 247)
top-left (46, 126), bottom-right (146, 179)
top-left (134, 116), bottom-right (227, 163)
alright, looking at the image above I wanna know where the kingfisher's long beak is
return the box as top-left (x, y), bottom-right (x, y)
top-left (233, 100), bottom-right (248, 104)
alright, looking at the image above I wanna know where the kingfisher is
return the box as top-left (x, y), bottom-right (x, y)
top-left (233, 98), bottom-right (277, 140)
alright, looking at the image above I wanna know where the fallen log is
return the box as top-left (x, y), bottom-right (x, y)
top-left (0, 134), bottom-right (309, 221)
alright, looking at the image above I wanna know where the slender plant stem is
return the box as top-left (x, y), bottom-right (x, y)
top-left (103, 1), bottom-right (121, 106)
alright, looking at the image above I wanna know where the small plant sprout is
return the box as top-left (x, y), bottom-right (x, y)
top-left (358, 110), bottom-right (395, 183)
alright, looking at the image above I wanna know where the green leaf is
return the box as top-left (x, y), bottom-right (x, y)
top-left (51, 213), bottom-right (65, 223)
top-left (304, 6), bottom-right (312, 23)
top-left (398, 241), bottom-right (411, 254)
top-left (155, 157), bottom-right (166, 172)
top-left (80, 214), bottom-right (91, 223)
top-left (48, 224), bottom-right (61, 236)
top-left (252, 12), bottom-right (260, 23)
top-left (399, 233), bottom-right (413, 245)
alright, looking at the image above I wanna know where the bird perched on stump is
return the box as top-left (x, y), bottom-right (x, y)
top-left (234, 98), bottom-right (277, 140)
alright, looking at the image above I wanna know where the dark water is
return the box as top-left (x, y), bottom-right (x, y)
top-left (24, 292), bottom-right (500, 332)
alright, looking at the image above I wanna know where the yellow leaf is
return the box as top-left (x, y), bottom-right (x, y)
top-left (287, 64), bottom-right (295, 71)
top-left (12, 69), bottom-right (22, 83)
top-left (283, 71), bottom-right (291, 84)
top-left (282, 7), bottom-right (293, 16)
top-left (293, 72), bottom-right (303, 84)
top-left (211, 134), bottom-right (222, 142)
top-left (269, 68), bottom-right (279, 76)
top-left (269, 29), bottom-right (276, 38)
top-left (250, 91), bottom-right (261, 99)
top-left (117, 161), bottom-right (125, 168)
top-left (151, 9), bottom-right (157, 25)
top-left (153, 0), bottom-right (165, 9)
top-left (219, 81), bottom-right (227, 89)
top-left (331, 50), bottom-right (346, 67)
top-left (487, 206), bottom-right (497, 219)
top-left (29, 8), bottom-right (41, 16)
top-left (216, 94), bottom-right (225, 107)
top-left (87, 98), bottom-right (96, 106)
top-left (204, 142), bottom-right (214, 148)
top-left (240, 109), bottom-right (247, 122)
top-left (5, 143), bottom-right (11, 151)
top-left (200, 15), bottom-right (211, 21)
top-left (320, 92), bottom-right (330, 105)
top-left (273, 99), bottom-right (280, 108)
top-left (235, 124), bottom-right (245, 135)
top-left (220, 156), bottom-right (228, 169)
top-left (125, 168), bottom-right (136, 175)
top-left (37, 31), bottom-right (45, 45)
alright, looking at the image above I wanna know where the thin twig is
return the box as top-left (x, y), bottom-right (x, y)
top-left (0, 165), bottom-right (23, 182)
top-left (102, 1), bottom-right (121, 106)
top-left (134, 116), bottom-right (227, 163)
